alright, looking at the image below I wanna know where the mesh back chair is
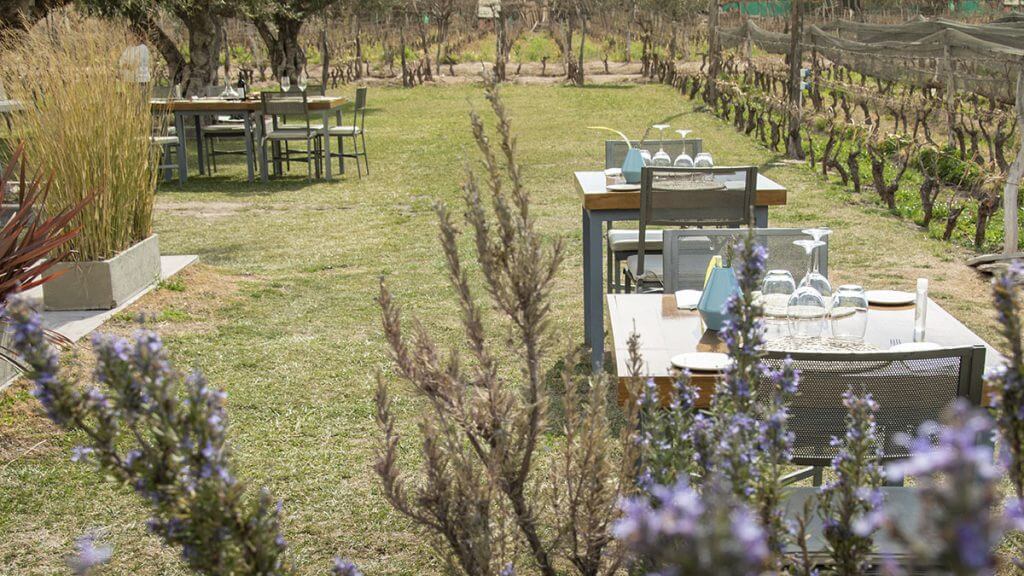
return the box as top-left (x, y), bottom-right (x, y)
top-left (627, 166), bottom-right (757, 292)
top-left (260, 91), bottom-right (323, 180)
top-left (149, 87), bottom-right (182, 183)
top-left (604, 139), bottom-right (703, 169)
top-left (328, 87), bottom-right (369, 177)
top-left (759, 346), bottom-right (985, 475)
top-left (605, 139), bottom-right (703, 293)
top-left (661, 228), bottom-right (828, 293)
top-left (200, 85), bottom-right (251, 173)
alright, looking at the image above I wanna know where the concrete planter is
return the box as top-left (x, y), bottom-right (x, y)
top-left (43, 234), bottom-right (161, 311)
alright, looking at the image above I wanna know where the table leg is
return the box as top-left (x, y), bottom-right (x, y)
top-left (755, 206), bottom-right (768, 228)
top-left (194, 114), bottom-right (206, 175)
top-left (243, 111), bottom-right (255, 183)
top-left (256, 111), bottom-right (268, 183)
top-left (583, 208), bottom-right (605, 371)
top-left (174, 112), bottom-right (188, 185)
top-left (322, 110), bottom-right (332, 180)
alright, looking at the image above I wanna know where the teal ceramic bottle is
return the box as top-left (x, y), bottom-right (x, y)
top-left (621, 147), bottom-right (644, 184)
top-left (697, 265), bottom-right (739, 331)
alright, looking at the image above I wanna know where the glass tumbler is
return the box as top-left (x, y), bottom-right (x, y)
top-left (830, 284), bottom-right (869, 341)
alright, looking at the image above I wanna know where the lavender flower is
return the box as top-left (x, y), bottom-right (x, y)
top-left (637, 373), bottom-right (700, 488)
top-left (615, 476), bottom-right (769, 576)
top-left (818, 387), bottom-right (884, 574)
top-left (66, 534), bottom-right (112, 575)
top-left (989, 263), bottom-right (1024, 501)
top-left (332, 558), bottom-right (363, 576)
top-left (888, 400), bottom-right (1003, 575)
top-left (5, 297), bottom-right (292, 575)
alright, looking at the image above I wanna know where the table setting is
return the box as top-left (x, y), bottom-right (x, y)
top-left (664, 226), bottom-right (940, 375)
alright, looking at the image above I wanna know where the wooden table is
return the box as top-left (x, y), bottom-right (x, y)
top-left (151, 95), bottom-right (348, 183)
top-left (577, 170), bottom-right (788, 370)
top-left (606, 294), bottom-right (1003, 407)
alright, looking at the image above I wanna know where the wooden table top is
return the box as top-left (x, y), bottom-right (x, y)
top-left (150, 95), bottom-right (347, 112)
top-left (607, 293), bottom-right (1002, 406)
top-left (575, 170), bottom-right (788, 211)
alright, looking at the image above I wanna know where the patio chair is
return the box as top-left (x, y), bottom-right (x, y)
top-left (626, 165), bottom-right (757, 292)
top-left (150, 85), bottom-right (183, 183)
top-left (327, 87), bottom-right (369, 177)
top-left (604, 139), bottom-right (703, 293)
top-left (201, 85), bottom-right (256, 173)
top-left (660, 228), bottom-right (828, 293)
top-left (759, 345), bottom-right (986, 485)
top-left (260, 91), bottom-right (323, 180)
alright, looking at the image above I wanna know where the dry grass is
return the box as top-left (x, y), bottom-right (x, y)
top-left (0, 12), bottom-right (158, 261)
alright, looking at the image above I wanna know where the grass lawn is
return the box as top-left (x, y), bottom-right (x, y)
top-left (0, 82), bottom-right (1004, 575)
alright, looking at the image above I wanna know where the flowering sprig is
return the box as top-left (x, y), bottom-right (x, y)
top-left (66, 534), bottom-right (112, 576)
top-left (6, 297), bottom-right (296, 575)
top-left (989, 263), bottom-right (1024, 501)
top-left (888, 400), bottom-right (1004, 575)
top-left (614, 476), bottom-right (770, 576)
top-left (817, 387), bottom-right (884, 574)
top-left (636, 372), bottom-right (699, 490)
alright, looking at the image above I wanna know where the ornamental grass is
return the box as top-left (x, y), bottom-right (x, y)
top-left (0, 13), bottom-right (159, 262)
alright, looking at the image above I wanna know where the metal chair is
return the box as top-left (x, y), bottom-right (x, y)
top-left (260, 91), bottom-right (323, 180)
top-left (660, 228), bottom-right (828, 293)
top-left (327, 87), bottom-right (369, 177)
top-left (626, 165), bottom-right (757, 292)
top-left (604, 139), bottom-right (704, 293)
top-left (201, 85), bottom-right (255, 173)
top-left (760, 346), bottom-right (985, 479)
top-left (150, 85), bottom-right (183, 183)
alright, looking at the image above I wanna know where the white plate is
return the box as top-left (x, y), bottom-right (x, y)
top-left (889, 342), bottom-right (942, 352)
top-left (670, 352), bottom-right (732, 372)
top-left (865, 290), bottom-right (915, 306)
top-left (674, 289), bottom-right (702, 310)
top-left (607, 183), bottom-right (640, 191)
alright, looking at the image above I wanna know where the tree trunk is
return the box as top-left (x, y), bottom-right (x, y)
top-left (254, 13), bottom-right (306, 83)
top-left (0, 0), bottom-right (67, 31)
top-left (321, 19), bottom-right (329, 90)
top-left (785, 0), bottom-right (805, 160)
top-left (131, 9), bottom-right (188, 86)
top-left (181, 8), bottom-right (223, 94)
top-left (574, 12), bottom-right (586, 86)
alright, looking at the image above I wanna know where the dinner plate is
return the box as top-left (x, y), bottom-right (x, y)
top-left (670, 352), bottom-right (732, 372)
top-left (865, 290), bottom-right (916, 306)
top-left (607, 183), bottom-right (640, 191)
top-left (889, 342), bottom-right (942, 352)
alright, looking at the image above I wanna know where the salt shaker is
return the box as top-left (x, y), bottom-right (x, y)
top-left (914, 278), bottom-right (928, 342)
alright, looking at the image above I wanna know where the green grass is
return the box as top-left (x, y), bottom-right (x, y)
top-left (0, 83), bottom-right (1006, 575)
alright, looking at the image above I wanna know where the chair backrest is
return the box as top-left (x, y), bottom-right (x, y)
top-left (661, 228), bottom-right (828, 292)
top-left (634, 166), bottom-right (757, 284)
top-left (355, 86), bottom-right (368, 111)
top-left (605, 139), bottom-right (702, 169)
top-left (204, 85), bottom-right (225, 97)
top-left (261, 91), bottom-right (311, 130)
top-left (759, 346), bottom-right (986, 468)
top-left (151, 84), bottom-right (176, 99)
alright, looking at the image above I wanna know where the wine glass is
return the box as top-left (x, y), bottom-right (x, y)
top-left (651, 124), bottom-right (672, 167)
top-left (298, 69), bottom-right (308, 92)
top-left (831, 284), bottom-right (869, 341)
top-left (280, 71), bottom-right (291, 93)
top-left (694, 152), bottom-right (714, 167)
top-left (799, 228), bottom-right (832, 301)
top-left (676, 129), bottom-right (692, 139)
top-left (639, 149), bottom-right (652, 166)
top-left (787, 285), bottom-right (827, 339)
top-left (673, 129), bottom-right (694, 166)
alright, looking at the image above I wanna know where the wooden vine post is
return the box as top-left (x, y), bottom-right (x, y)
top-left (1004, 69), bottom-right (1024, 255)
top-left (706, 0), bottom-right (720, 103)
top-left (785, 0), bottom-right (805, 159)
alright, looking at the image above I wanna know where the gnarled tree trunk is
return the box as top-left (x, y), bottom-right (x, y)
top-left (254, 13), bottom-right (306, 83)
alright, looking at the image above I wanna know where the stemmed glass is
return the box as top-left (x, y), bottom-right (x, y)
top-left (788, 239), bottom-right (828, 338)
top-left (298, 69), bottom-right (308, 92)
top-left (694, 151), bottom-right (715, 167)
top-left (651, 124), bottom-right (672, 167)
top-left (639, 149), bottom-right (652, 166)
top-left (280, 71), bottom-right (291, 93)
top-left (673, 129), bottom-right (694, 167)
top-left (799, 228), bottom-right (832, 301)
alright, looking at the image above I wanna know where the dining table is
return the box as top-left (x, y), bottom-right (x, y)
top-left (151, 95), bottom-right (348, 184)
top-left (605, 293), bottom-right (1003, 407)
top-left (577, 170), bottom-right (788, 370)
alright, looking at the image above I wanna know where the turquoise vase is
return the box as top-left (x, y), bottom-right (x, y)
top-left (698, 266), bottom-right (740, 332)
top-left (621, 147), bottom-right (644, 184)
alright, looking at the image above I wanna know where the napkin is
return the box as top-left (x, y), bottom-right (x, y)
top-left (675, 289), bottom-right (702, 310)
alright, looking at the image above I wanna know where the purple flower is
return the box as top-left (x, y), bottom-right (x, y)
top-left (332, 558), bottom-right (363, 576)
top-left (66, 534), bottom-right (112, 575)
